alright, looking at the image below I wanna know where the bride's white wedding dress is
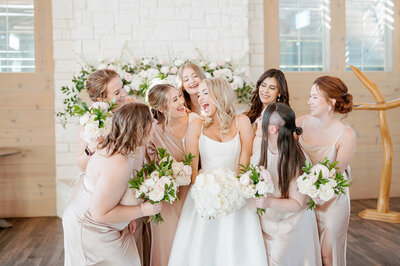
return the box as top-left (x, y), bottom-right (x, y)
top-left (168, 122), bottom-right (268, 266)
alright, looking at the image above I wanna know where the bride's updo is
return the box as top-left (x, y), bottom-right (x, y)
top-left (313, 75), bottom-right (353, 114)
top-left (202, 77), bottom-right (236, 134)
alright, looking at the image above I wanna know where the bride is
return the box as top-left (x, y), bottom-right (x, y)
top-left (168, 78), bottom-right (268, 266)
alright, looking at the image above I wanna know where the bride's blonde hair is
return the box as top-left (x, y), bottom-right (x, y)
top-left (202, 78), bottom-right (236, 134)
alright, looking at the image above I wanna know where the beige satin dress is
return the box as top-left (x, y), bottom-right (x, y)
top-left (62, 173), bottom-right (142, 266)
top-left (256, 149), bottom-right (322, 266)
top-left (146, 113), bottom-right (198, 266)
top-left (299, 116), bottom-right (351, 266)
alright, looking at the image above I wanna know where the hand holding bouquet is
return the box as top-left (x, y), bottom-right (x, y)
top-left (296, 158), bottom-right (350, 210)
top-left (238, 164), bottom-right (274, 216)
top-left (73, 100), bottom-right (117, 143)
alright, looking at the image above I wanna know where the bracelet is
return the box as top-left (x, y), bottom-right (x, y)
top-left (85, 145), bottom-right (95, 156)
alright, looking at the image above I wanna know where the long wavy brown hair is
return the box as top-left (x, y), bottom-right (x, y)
top-left (259, 103), bottom-right (305, 198)
top-left (147, 83), bottom-right (175, 128)
top-left (98, 103), bottom-right (152, 157)
top-left (246, 69), bottom-right (290, 123)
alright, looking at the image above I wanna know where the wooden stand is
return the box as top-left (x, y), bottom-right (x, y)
top-left (351, 66), bottom-right (400, 223)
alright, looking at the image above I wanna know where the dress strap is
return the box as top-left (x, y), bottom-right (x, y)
top-left (334, 127), bottom-right (349, 145)
top-left (235, 115), bottom-right (239, 134)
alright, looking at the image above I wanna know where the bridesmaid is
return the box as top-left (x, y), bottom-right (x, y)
top-left (77, 69), bottom-right (127, 171)
top-left (177, 62), bottom-right (206, 114)
top-left (146, 83), bottom-right (199, 266)
top-left (63, 103), bottom-right (162, 266)
top-left (253, 103), bottom-right (322, 266)
top-left (248, 69), bottom-right (290, 162)
top-left (297, 76), bottom-right (356, 266)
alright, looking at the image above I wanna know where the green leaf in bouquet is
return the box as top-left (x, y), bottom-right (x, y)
top-left (157, 148), bottom-right (167, 158)
top-left (81, 102), bottom-right (89, 112)
top-left (238, 163), bottom-right (250, 175)
top-left (183, 153), bottom-right (195, 165)
top-left (256, 208), bottom-right (266, 216)
top-left (307, 199), bottom-right (316, 210)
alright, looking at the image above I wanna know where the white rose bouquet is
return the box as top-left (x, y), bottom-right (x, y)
top-left (238, 164), bottom-right (274, 216)
top-left (129, 148), bottom-right (194, 224)
top-left (73, 100), bottom-right (117, 143)
top-left (296, 158), bottom-right (350, 210)
top-left (191, 168), bottom-right (246, 219)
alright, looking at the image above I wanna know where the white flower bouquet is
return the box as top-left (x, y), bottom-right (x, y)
top-left (73, 100), bottom-right (117, 143)
top-left (238, 164), bottom-right (274, 216)
top-left (129, 148), bottom-right (194, 224)
top-left (296, 158), bottom-right (350, 210)
top-left (191, 168), bottom-right (246, 219)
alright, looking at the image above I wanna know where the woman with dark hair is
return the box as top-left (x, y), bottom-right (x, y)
top-left (249, 69), bottom-right (290, 163)
top-left (63, 103), bottom-right (162, 266)
top-left (253, 102), bottom-right (322, 266)
top-left (297, 76), bottom-right (356, 266)
top-left (246, 69), bottom-right (290, 124)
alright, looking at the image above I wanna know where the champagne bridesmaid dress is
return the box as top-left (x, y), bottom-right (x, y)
top-left (299, 116), bottom-right (351, 266)
top-left (252, 149), bottom-right (322, 266)
top-left (62, 172), bottom-right (142, 266)
top-left (146, 113), bottom-right (198, 266)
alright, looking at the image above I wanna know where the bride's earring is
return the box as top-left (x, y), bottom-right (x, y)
top-left (328, 105), bottom-right (332, 111)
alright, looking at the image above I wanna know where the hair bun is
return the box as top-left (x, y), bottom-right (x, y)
top-left (335, 93), bottom-right (353, 114)
top-left (295, 127), bottom-right (303, 135)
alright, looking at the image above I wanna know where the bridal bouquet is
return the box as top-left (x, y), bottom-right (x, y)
top-left (191, 168), bottom-right (246, 219)
top-left (238, 164), bottom-right (274, 216)
top-left (129, 148), bottom-right (194, 224)
top-left (296, 158), bottom-right (350, 210)
top-left (73, 100), bottom-right (117, 143)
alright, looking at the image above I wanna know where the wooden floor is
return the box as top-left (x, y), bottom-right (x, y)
top-left (0, 198), bottom-right (399, 266)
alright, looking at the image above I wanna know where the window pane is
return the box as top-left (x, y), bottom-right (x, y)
top-left (0, 0), bottom-right (35, 73)
top-left (345, 0), bottom-right (393, 71)
top-left (279, 0), bottom-right (330, 71)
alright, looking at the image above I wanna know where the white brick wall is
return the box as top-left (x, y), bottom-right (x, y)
top-left (53, 0), bottom-right (264, 215)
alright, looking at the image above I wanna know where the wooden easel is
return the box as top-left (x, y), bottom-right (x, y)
top-left (351, 65), bottom-right (400, 223)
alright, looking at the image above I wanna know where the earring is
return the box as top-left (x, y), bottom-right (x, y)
top-left (328, 105), bottom-right (332, 111)
top-left (277, 95), bottom-right (281, 102)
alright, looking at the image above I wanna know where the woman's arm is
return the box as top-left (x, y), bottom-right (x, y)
top-left (77, 126), bottom-right (90, 171)
top-left (237, 114), bottom-right (254, 168)
top-left (184, 119), bottom-right (202, 184)
top-left (90, 155), bottom-right (160, 224)
top-left (254, 179), bottom-right (308, 213)
top-left (336, 127), bottom-right (356, 173)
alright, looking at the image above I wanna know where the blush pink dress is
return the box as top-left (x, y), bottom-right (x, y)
top-left (299, 116), bottom-right (351, 266)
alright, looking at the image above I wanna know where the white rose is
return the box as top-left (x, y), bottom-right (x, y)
top-left (124, 85), bottom-right (131, 93)
top-left (213, 70), bottom-right (222, 77)
top-left (205, 72), bottom-right (212, 78)
top-left (144, 178), bottom-right (156, 188)
top-left (327, 178), bottom-right (337, 188)
top-left (172, 161), bottom-right (183, 175)
top-left (84, 121), bottom-right (102, 140)
top-left (170, 66), bottom-right (178, 74)
top-left (91, 101), bottom-right (109, 112)
top-left (124, 73), bottom-right (132, 82)
top-left (149, 189), bottom-right (164, 202)
top-left (174, 59), bottom-right (184, 67)
top-left (142, 58), bottom-right (151, 66)
top-left (208, 62), bottom-right (217, 70)
top-left (233, 76), bottom-right (244, 88)
top-left (329, 168), bottom-right (336, 178)
top-left (160, 66), bottom-right (170, 75)
top-left (130, 75), bottom-right (143, 91)
top-left (135, 189), bottom-right (143, 198)
top-left (230, 82), bottom-right (238, 91)
top-left (256, 181), bottom-right (270, 196)
top-left (175, 174), bottom-right (191, 187)
top-left (150, 171), bottom-right (160, 180)
top-left (241, 185), bottom-right (256, 199)
top-left (308, 185), bottom-right (319, 198)
top-left (298, 178), bottom-right (312, 195)
top-left (311, 164), bottom-right (330, 179)
top-left (319, 184), bottom-right (335, 201)
top-left (199, 61), bottom-right (206, 67)
top-left (139, 70), bottom-right (148, 79)
top-left (220, 68), bottom-right (232, 80)
top-left (239, 171), bottom-right (251, 186)
top-left (146, 68), bottom-right (160, 80)
top-left (139, 185), bottom-right (148, 194)
top-left (182, 165), bottom-right (192, 177)
top-left (107, 64), bottom-right (116, 71)
top-left (103, 116), bottom-right (112, 134)
top-left (79, 112), bottom-right (90, 126)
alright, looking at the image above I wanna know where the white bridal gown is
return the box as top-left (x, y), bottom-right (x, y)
top-left (168, 123), bottom-right (268, 266)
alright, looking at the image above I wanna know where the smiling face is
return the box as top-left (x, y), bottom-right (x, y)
top-left (182, 67), bottom-right (202, 96)
top-left (103, 76), bottom-right (127, 106)
top-left (198, 82), bottom-right (217, 117)
top-left (308, 84), bottom-right (334, 117)
top-left (258, 77), bottom-right (279, 107)
top-left (167, 87), bottom-right (187, 119)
